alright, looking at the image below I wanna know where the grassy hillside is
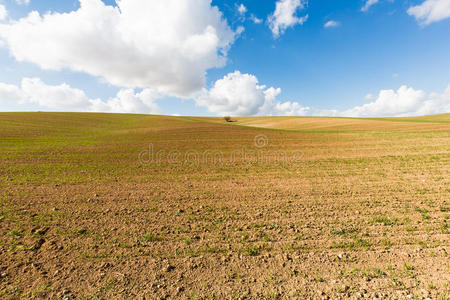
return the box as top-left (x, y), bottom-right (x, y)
top-left (0, 112), bottom-right (449, 299)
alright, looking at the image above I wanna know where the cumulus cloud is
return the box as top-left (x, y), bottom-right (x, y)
top-left (407, 0), bottom-right (450, 25)
top-left (0, 78), bottom-right (161, 113)
top-left (2, 76), bottom-right (448, 117)
top-left (0, 0), bottom-right (239, 97)
top-left (0, 5), bottom-right (7, 21)
top-left (196, 71), bottom-right (269, 116)
top-left (324, 20), bottom-right (340, 28)
top-left (196, 75), bottom-right (449, 117)
top-left (0, 82), bottom-right (22, 107)
top-left (260, 98), bottom-right (310, 116)
top-left (268, 0), bottom-right (308, 38)
top-left (89, 88), bottom-right (161, 114)
top-left (195, 71), bottom-right (309, 116)
top-left (341, 85), bottom-right (450, 117)
top-left (361, 0), bottom-right (380, 12)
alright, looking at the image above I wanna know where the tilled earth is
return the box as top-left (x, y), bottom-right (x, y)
top-left (0, 113), bottom-right (449, 299)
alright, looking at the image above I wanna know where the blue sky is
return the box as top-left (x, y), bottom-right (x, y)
top-left (0, 0), bottom-right (449, 117)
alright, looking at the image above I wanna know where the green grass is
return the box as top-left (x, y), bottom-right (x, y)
top-left (0, 112), bottom-right (449, 298)
top-left (331, 237), bottom-right (372, 251)
top-left (1, 112), bottom-right (449, 186)
top-left (142, 232), bottom-right (163, 242)
top-left (369, 216), bottom-right (398, 226)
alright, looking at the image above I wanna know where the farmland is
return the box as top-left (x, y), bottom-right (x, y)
top-left (0, 112), bottom-right (449, 299)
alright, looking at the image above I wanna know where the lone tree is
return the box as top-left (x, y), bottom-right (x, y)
top-left (224, 116), bottom-right (232, 122)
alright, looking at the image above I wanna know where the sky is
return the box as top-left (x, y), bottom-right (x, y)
top-left (0, 0), bottom-right (449, 117)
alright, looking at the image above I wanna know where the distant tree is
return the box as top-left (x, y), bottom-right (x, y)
top-left (224, 116), bottom-right (232, 122)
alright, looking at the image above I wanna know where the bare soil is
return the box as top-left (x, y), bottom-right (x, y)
top-left (0, 113), bottom-right (448, 299)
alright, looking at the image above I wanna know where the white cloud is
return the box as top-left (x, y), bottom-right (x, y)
top-left (324, 20), bottom-right (340, 28)
top-left (361, 0), bottom-right (380, 12)
top-left (15, 0), bottom-right (30, 5)
top-left (237, 4), bottom-right (247, 15)
top-left (250, 14), bottom-right (263, 24)
top-left (236, 25), bottom-right (245, 35)
top-left (261, 98), bottom-right (310, 116)
top-left (21, 78), bottom-right (93, 110)
top-left (0, 5), bottom-right (7, 21)
top-left (196, 71), bottom-right (268, 116)
top-left (268, 0), bottom-right (308, 38)
top-left (342, 85), bottom-right (450, 117)
top-left (195, 71), bottom-right (309, 116)
top-left (365, 93), bottom-right (374, 100)
top-left (2, 77), bottom-right (448, 117)
top-left (0, 82), bottom-right (23, 105)
top-left (196, 75), bottom-right (449, 117)
top-left (237, 5), bottom-right (263, 25)
top-left (89, 88), bottom-right (161, 114)
top-left (407, 0), bottom-right (450, 25)
top-left (0, 0), bottom-right (239, 98)
top-left (0, 78), bottom-right (162, 113)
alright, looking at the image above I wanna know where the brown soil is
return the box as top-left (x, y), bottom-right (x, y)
top-left (0, 113), bottom-right (449, 299)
